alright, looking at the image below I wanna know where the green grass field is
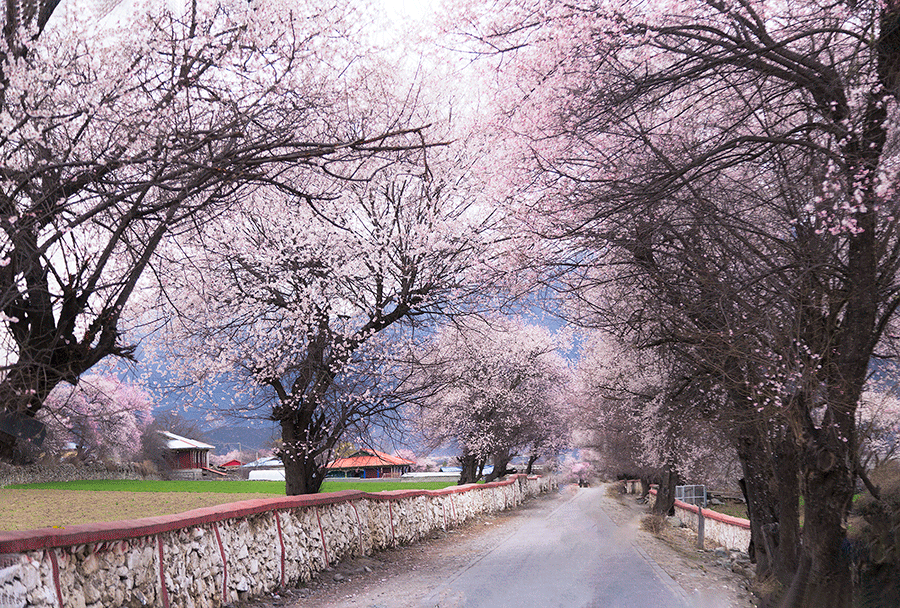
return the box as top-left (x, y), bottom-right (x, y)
top-left (6, 479), bottom-right (457, 494)
top-left (707, 502), bottom-right (749, 520)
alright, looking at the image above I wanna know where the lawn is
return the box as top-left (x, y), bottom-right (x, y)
top-left (707, 502), bottom-right (749, 520)
top-left (0, 479), bottom-right (459, 532)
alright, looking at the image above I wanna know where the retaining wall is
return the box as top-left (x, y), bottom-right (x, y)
top-left (0, 474), bottom-right (554, 608)
top-left (671, 498), bottom-right (751, 552)
top-left (626, 482), bottom-right (751, 552)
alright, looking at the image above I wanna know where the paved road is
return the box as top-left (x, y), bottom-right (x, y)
top-left (419, 487), bottom-right (689, 608)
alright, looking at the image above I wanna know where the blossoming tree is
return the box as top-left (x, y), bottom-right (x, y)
top-left (460, 0), bottom-right (900, 604)
top-left (0, 0), bottom-right (433, 460)
top-left (38, 374), bottom-right (153, 462)
top-left (151, 150), bottom-right (498, 494)
top-left (575, 332), bottom-right (738, 514)
top-left (411, 315), bottom-right (571, 485)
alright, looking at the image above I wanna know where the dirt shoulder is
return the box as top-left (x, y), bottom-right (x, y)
top-left (241, 483), bottom-right (756, 608)
top-left (601, 486), bottom-right (757, 608)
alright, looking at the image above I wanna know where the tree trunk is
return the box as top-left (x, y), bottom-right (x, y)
top-left (0, 369), bottom-right (58, 462)
top-left (525, 453), bottom-right (538, 475)
top-left (282, 451), bottom-right (327, 495)
top-left (778, 455), bottom-right (854, 608)
top-left (730, 406), bottom-right (807, 598)
top-left (773, 436), bottom-right (801, 586)
top-left (640, 475), bottom-right (651, 499)
top-left (280, 416), bottom-right (326, 495)
top-left (458, 453), bottom-right (479, 485)
top-left (484, 448), bottom-right (511, 483)
top-left (651, 463), bottom-right (678, 516)
top-left (735, 429), bottom-right (780, 583)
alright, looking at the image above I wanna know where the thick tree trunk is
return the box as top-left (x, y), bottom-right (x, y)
top-left (779, 455), bottom-right (854, 608)
top-left (283, 451), bottom-right (326, 495)
top-left (484, 448), bottom-right (511, 483)
top-left (458, 453), bottom-right (479, 485)
top-left (773, 437), bottom-right (801, 585)
top-left (734, 428), bottom-right (780, 583)
top-left (280, 416), bottom-right (326, 495)
top-left (0, 369), bottom-right (60, 462)
top-left (651, 463), bottom-right (678, 516)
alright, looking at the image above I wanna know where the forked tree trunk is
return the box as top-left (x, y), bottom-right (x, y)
top-left (779, 454), bottom-right (854, 608)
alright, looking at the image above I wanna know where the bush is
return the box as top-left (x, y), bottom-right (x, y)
top-left (852, 461), bottom-right (900, 607)
top-left (136, 460), bottom-right (159, 479)
top-left (641, 514), bottom-right (667, 535)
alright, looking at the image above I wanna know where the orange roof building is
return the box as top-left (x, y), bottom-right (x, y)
top-left (326, 449), bottom-right (414, 479)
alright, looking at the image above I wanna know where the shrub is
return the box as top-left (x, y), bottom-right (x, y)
top-left (852, 461), bottom-right (900, 607)
top-left (641, 514), bottom-right (666, 535)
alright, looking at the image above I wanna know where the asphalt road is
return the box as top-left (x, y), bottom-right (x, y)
top-left (419, 487), bottom-right (690, 608)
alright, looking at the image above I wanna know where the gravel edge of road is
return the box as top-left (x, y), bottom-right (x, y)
top-left (599, 484), bottom-right (758, 608)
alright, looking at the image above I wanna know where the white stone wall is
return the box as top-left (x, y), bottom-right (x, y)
top-left (0, 475), bottom-right (555, 608)
top-left (645, 488), bottom-right (751, 553)
top-left (672, 503), bottom-right (751, 553)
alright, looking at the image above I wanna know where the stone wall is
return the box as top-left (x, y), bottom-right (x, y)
top-left (672, 500), bottom-right (751, 552)
top-left (638, 485), bottom-right (751, 552)
top-left (0, 474), bottom-right (554, 608)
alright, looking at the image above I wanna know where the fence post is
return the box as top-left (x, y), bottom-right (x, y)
top-left (697, 507), bottom-right (705, 549)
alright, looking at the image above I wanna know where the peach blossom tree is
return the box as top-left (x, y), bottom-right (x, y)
top-left (0, 0), bottom-right (433, 461)
top-left (411, 315), bottom-right (572, 484)
top-left (38, 374), bottom-right (153, 462)
top-left (461, 1), bottom-right (900, 603)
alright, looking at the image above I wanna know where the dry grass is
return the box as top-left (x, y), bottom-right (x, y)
top-left (605, 482), bottom-right (625, 498)
top-left (0, 489), bottom-right (283, 532)
top-left (641, 513), bottom-right (667, 535)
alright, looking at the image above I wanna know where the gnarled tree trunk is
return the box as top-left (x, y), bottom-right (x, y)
top-left (651, 462), bottom-right (678, 516)
top-left (458, 453), bottom-right (479, 485)
top-left (484, 448), bottom-right (511, 483)
top-left (279, 415), bottom-right (328, 496)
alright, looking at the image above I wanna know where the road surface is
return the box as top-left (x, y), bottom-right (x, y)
top-left (419, 487), bottom-right (689, 608)
top-left (258, 486), bottom-right (701, 608)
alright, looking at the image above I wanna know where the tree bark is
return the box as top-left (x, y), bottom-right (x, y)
top-left (778, 454), bottom-right (854, 608)
top-left (484, 448), bottom-right (511, 483)
top-left (525, 453), bottom-right (539, 475)
top-left (458, 454), bottom-right (479, 485)
top-left (734, 426), bottom-right (780, 583)
top-left (773, 436), bottom-right (801, 586)
top-left (280, 415), bottom-right (326, 495)
top-left (651, 463), bottom-right (678, 516)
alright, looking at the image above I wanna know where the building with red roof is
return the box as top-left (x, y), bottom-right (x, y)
top-left (326, 449), bottom-right (414, 479)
